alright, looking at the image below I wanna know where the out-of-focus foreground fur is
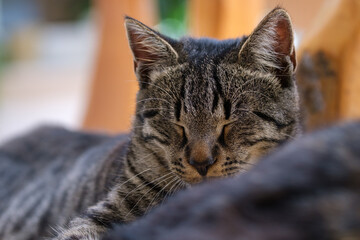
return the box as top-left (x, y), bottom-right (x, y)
top-left (103, 122), bottom-right (360, 240)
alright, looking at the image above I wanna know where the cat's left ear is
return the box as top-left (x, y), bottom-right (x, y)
top-left (125, 16), bottom-right (178, 80)
top-left (238, 8), bottom-right (296, 76)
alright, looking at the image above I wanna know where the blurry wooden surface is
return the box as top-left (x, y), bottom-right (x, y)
top-left (340, 25), bottom-right (360, 119)
top-left (189, 0), bottom-right (327, 39)
top-left (264, 0), bottom-right (326, 31)
top-left (296, 0), bottom-right (360, 130)
top-left (82, 0), bottom-right (156, 133)
top-left (188, 0), bottom-right (264, 38)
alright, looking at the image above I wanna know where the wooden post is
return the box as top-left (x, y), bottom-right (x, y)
top-left (339, 28), bottom-right (360, 119)
top-left (264, 0), bottom-right (326, 31)
top-left (296, 0), bottom-right (360, 130)
top-left (188, 0), bottom-right (264, 39)
top-left (82, 0), bottom-right (156, 133)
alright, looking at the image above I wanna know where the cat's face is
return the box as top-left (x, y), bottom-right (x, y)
top-left (126, 8), bottom-right (299, 184)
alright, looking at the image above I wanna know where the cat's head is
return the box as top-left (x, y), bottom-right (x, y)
top-left (125, 8), bottom-right (300, 184)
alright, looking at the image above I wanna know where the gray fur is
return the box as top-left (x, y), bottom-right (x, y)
top-left (0, 126), bottom-right (126, 239)
top-left (0, 7), bottom-right (300, 240)
top-left (103, 121), bottom-right (360, 240)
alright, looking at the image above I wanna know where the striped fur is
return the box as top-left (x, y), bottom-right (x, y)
top-left (0, 8), bottom-right (301, 240)
top-left (103, 122), bottom-right (360, 240)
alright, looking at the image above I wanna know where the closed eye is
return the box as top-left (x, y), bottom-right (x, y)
top-left (218, 122), bottom-right (235, 146)
top-left (253, 111), bottom-right (290, 129)
top-left (173, 123), bottom-right (187, 146)
top-left (173, 123), bottom-right (185, 134)
top-left (253, 111), bottom-right (276, 122)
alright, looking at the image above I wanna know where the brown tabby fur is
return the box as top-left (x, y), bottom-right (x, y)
top-left (104, 122), bottom-right (360, 240)
top-left (0, 7), bottom-right (300, 240)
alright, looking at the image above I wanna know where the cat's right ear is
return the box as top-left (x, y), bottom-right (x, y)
top-left (238, 8), bottom-right (296, 87)
top-left (125, 16), bottom-right (178, 84)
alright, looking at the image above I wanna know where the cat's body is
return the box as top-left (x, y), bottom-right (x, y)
top-left (103, 122), bottom-right (360, 240)
top-left (0, 127), bottom-right (127, 239)
top-left (0, 8), bottom-right (300, 240)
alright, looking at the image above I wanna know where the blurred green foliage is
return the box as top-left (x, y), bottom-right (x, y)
top-left (38, 0), bottom-right (91, 22)
top-left (0, 44), bottom-right (11, 74)
top-left (158, 0), bottom-right (188, 39)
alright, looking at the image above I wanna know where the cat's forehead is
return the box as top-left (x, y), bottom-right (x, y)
top-left (179, 37), bottom-right (245, 64)
top-left (177, 38), bottom-right (241, 115)
top-left (179, 62), bottom-right (281, 122)
top-left (182, 64), bottom-right (217, 115)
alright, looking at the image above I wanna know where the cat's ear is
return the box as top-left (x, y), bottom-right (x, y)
top-left (238, 8), bottom-right (296, 77)
top-left (125, 16), bottom-right (178, 80)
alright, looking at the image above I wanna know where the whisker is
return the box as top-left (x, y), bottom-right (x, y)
top-left (280, 132), bottom-right (296, 140)
top-left (173, 180), bottom-right (185, 194)
top-left (125, 173), bottom-right (176, 217)
top-left (119, 171), bottom-right (174, 207)
top-left (135, 108), bottom-right (170, 119)
top-left (162, 69), bottom-right (180, 99)
top-left (223, 165), bottom-right (248, 172)
top-left (137, 81), bottom-right (178, 101)
top-left (145, 176), bottom-right (179, 213)
top-left (164, 177), bottom-right (183, 199)
top-left (226, 68), bottom-right (239, 95)
top-left (112, 167), bottom-right (152, 192)
top-left (158, 179), bottom-right (183, 209)
top-left (136, 98), bottom-right (173, 106)
top-left (229, 80), bottom-right (255, 102)
top-left (135, 107), bottom-right (170, 114)
top-left (237, 159), bottom-right (256, 166)
top-left (231, 90), bottom-right (273, 105)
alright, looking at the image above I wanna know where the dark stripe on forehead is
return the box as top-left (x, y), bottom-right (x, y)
top-left (212, 64), bottom-right (225, 115)
top-left (181, 73), bottom-right (187, 113)
top-left (180, 74), bottom-right (186, 98)
top-left (224, 100), bottom-right (232, 119)
top-left (175, 100), bottom-right (181, 121)
top-left (212, 65), bottom-right (223, 97)
top-left (212, 93), bottom-right (219, 113)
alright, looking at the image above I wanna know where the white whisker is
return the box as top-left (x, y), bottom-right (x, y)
top-left (125, 173), bottom-right (176, 217)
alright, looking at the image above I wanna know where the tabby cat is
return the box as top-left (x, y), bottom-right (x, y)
top-left (0, 7), bottom-right (300, 240)
top-left (103, 122), bottom-right (360, 240)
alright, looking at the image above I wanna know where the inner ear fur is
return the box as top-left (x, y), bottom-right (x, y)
top-left (124, 16), bottom-right (178, 86)
top-left (238, 8), bottom-right (296, 75)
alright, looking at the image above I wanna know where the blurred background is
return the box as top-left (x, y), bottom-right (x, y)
top-left (0, 0), bottom-right (359, 143)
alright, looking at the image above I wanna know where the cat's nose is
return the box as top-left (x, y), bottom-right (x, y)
top-left (188, 157), bottom-right (215, 176)
top-left (188, 141), bottom-right (216, 176)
